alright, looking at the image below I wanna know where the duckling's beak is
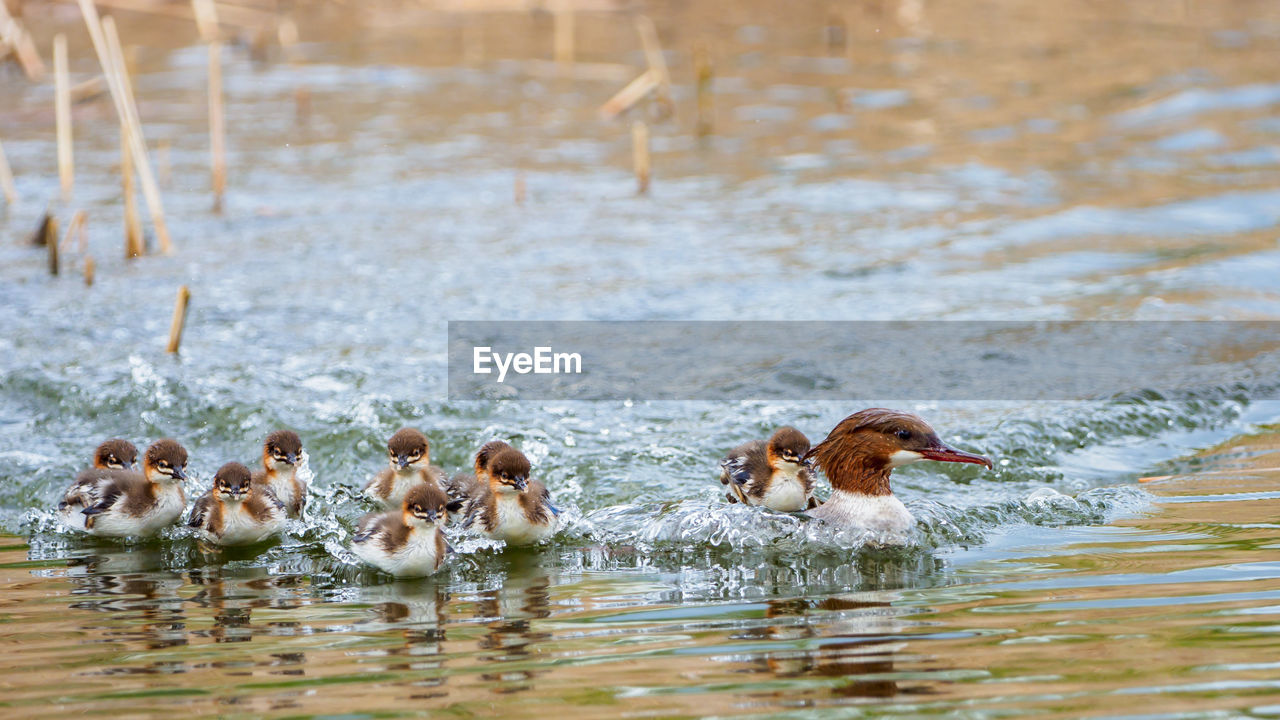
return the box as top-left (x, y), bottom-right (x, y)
top-left (513, 476), bottom-right (528, 492)
top-left (396, 454), bottom-right (410, 469)
top-left (286, 452), bottom-right (298, 465)
top-left (173, 466), bottom-right (187, 481)
top-left (920, 443), bottom-right (992, 469)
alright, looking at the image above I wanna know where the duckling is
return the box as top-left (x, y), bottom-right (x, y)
top-left (352, 483), bottom-right (462, 578)
top-left (57, 439), bottom-right (188, 538)
top-left (806, 408), bottom-right (992, 534)
top-left (93, 439), bottom-right (138, 470)
top-left (250, 430), bottom-right (306, 517)
top-left (720, 426), bottom-right (817, 511)
top-left (456, 443), bottom-right (559, 546)
top-left (363, 428), bottom-right (447, 510)
top-left (188, 462), bottom-right (287, 546)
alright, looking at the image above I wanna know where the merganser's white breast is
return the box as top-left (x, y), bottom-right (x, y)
top-left (201, 501), bottom-right (285, 546)
top-left (366, 470), bottom-right (421, 509)
top-left (809, 490), bottom-right (914, 536)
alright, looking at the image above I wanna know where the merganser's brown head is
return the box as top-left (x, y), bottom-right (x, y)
top-left (213, 462), bottom-right (253, 502)
top-left (144, 439), bottom-right (188, 484)
top-left (387, 428), bottom-right (430, 471)
top-left (262, 430), bottom-right (302, 473)
top-left (486, 447), bottom-right (531, 495)
top-left (805, 409), bottom-right (991, 495)
top-left (766, 426), bottom-right (811, 471)
top-left (402, 483), bottom-right (458, 528)
top-left (94, 439), bottom-right (138, 470)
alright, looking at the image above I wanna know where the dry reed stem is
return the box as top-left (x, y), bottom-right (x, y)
top-left (0, 136), bottom-right (16, 205)
top-left (631, 120), bottom-right (649, 195)
top-left (0, 1), bottom-right (44, 80)
top-left (599, 69), bottom-right (656, 119)
top-left (83, 255), bottom-right (95, 286)
top-left (71, 75), bottom-right (107, 103)
top-left (122, 130), bottom-right (143, 258)
top-left (694, 40), bottom-right (712, 137)
top-left (166, 285), bottom-right (191, 353)
top-left (54, 33), bottom-right (73, 202)
top-left (60, 209), bottom-right (88, 252)
top-left (84, 9), bottom-right (172, 252)
top-left (209, 40), bottom-right (225, 213)
top-left (634, 15), bottom-right (671, 114)
top-left (47, 215), bottom-right (60, 275)
top-left (552, 0), bottom-right (574, 66)
top-left (191, 0), bottom-right (219, 42)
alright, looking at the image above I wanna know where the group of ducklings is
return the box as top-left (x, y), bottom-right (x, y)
top-left (56, 428), bottom-right (559, 578)
top-left (56, 409), bottom-right (994, 578)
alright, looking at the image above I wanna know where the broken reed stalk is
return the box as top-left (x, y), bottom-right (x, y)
top-left (634, 15), bottom-right (672, 115)
top-left (76, 1), bottom-right (172, 253)
top-left (632, 120), bottom-right (649, 195)
top-left (694, 40), bottom-right (712, 137)
top-left (208, 40), bottom-right (225, 213)
top-left (166, 285), bottom-right (191, 354)
top-left (60, 209), bottom-right (88, 253)
top-left (83, 255), bottom-right (95, 286)
top-left (0, 136), bottom-right (16, 205)
top-left (552, 0), bottom-right (574, 66)
top-left (599, 69), bottom-right (657, 119)
top-left (47, 215), bottom-right (60, 275)
top-left (122, 130), bottom-right (143, 258)
top-left (55, 33), bottom-right (73, 202)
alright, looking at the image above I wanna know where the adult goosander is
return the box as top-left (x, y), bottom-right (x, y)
top-left (720, 426), bottom-right (817, 511)
top-left (806, 408), bottom-right (991, 534)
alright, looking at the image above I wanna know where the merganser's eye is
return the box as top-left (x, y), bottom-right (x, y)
top-left (158, 461), bottom-right (170, 468)
top-left (411, 505), bottom-right (422, 513)
top-left (896, 429), bottom-right (911, 440)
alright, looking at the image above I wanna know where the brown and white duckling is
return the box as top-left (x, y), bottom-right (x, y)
top-left (250, 430), bottom-right (306, 517)
top-left (188, 462), bottom-right (287, 546)
top-left (351, 483), bottom-right (462, 577)
top-left (57, 439), bottom-right (189, 538)
top-left (453, 442), bottom-right (560, 546)
top-left (806, 408), bottom-right (992, 534)
top-left (362, 428), bottom-right (447, 510)
top-left (720, 426), bottom-right (816, 511)
top-left (93, 439), bottom-right (138, 470)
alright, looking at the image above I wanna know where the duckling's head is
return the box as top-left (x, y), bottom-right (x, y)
top-left (144, 439), bottom-right (188, 485)
top-left (213, 462), bottom-right (253, 503)
top-left (486, 447), bottom-right (531, 494)
top-left (262, 430), bottom-right (302, 473)
top-left (402, 483), bottom-right (457, 528)
top-left (387, 428), bottom-right (430, 471)
top-left (94, 439), bottom-right (138, 470)
top-left (765, 426), bottom-right (811, 471)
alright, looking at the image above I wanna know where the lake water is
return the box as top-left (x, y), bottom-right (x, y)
top-left (1, 0), bottom-right (1279, 716)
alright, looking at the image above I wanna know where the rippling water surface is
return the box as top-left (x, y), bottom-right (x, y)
top-left (2, 0), bottom-right (1280, 716)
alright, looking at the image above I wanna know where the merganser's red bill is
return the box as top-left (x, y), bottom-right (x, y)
top-left (921, 445), bottom-right (993, 469)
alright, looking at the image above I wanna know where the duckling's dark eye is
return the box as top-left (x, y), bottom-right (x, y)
top-left (411, 505), bottom-right (422, 513)
top-left (896, 429), bottom-right (912, 440)
top-left (159, 461), bottom-right (170, 468)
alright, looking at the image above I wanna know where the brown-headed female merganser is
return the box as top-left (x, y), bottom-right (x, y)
top-left (352, 483), bottom-right (462, 577)
top-left (362, 428), bottom-right (447, 510)
top-left (450, 441), bottom-right (560, 546)
top-left (57, 439), bottom-right (189, 537)
top-left (806, 409), bottom-right (992, 533)
top-left (188, 461), bottom-right (287, 546)
top-left (93, 439), bottom-right (138, 470)
top-left (250, 430), bottom-right (306, 518)
top-left (720, 426), bottom-right (817, 511)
